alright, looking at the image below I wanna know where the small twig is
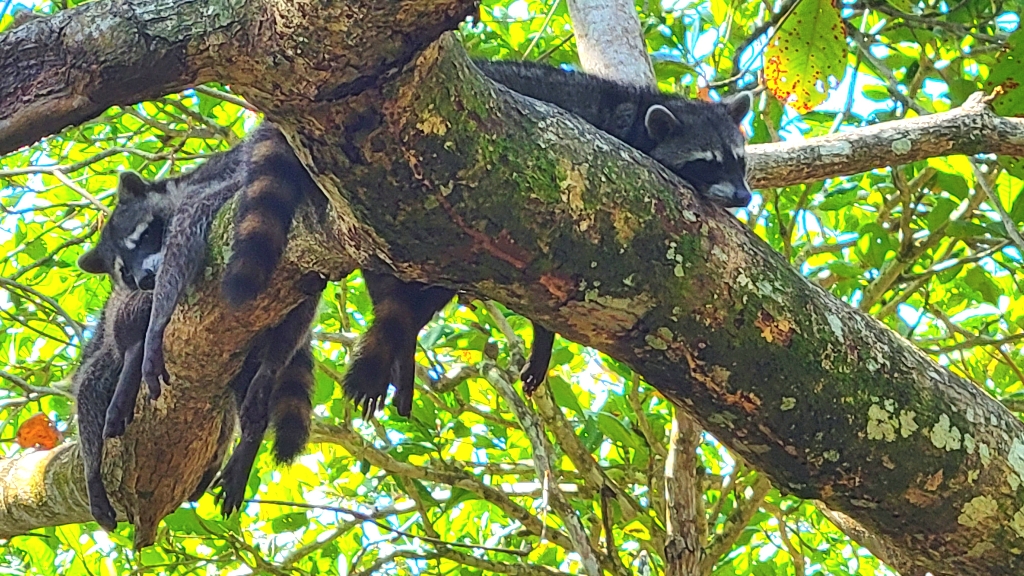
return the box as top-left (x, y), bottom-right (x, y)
top-left (521, 0), bottom-right (563, 61)
top-left (192, 85), bottom-right (260, 112)
top-left (247, 499), bottom-right (531, 556)
top-left (970, 160), bottom-right (1024, 255)
top-left (0, 276), bottom-right (85, 343)
top-left (0, 369), bottom-right (74, 399)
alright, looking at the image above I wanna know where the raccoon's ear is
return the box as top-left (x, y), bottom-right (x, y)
top-left (78, 248), bottom-right (109, 275)
top-left (722, 92), bottom-right (752, 125)
top-left (117, 171), bottom-right (149, 198)
top-left (644, 105), bottom-right (682, 141)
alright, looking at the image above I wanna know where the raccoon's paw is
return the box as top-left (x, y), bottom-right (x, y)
top-left (89, 492), bottom-right (118, 532)
top-left (141, 344), bottom-right (169, 401)
top-left (519, 361), bottom-right (547, 397)
top-left (342, 361), bottom-right (391, 420)
top-left (342, 345), bottom-right (394, 419)
top-left (102, 403), bottom-right (133, 439)
top-left (297, 271), bottom-right (328, 296)
top-left (214, 448), bottom-right (256, 517)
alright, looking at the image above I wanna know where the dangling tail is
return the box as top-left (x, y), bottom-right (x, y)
top-left (222, 125), bottom-right (311, 307)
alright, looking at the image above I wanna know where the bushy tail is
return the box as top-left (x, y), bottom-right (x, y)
top-left (270, 342), bottom-right (314, 463)
top-left (222, 126), bottom-right (310, 307)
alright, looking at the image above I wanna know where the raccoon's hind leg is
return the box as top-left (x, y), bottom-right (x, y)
top-left (103, 341), bottom-right (143, 439)
top-left (76, 354), bottom-right (120, 531)
top-left (520, 325), bottom-right (555, 397)
top-left (193, 339), bottom-right (259, 502)
top-left (189, 395), bottom-right (241, 502)
top-left (217, 297), bottom-right (319, 516)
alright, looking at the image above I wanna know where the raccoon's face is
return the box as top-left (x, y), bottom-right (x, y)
top-left (644, 95), bottom-right (752, 208)
top-left (78, 172), bottom-right (171, 291)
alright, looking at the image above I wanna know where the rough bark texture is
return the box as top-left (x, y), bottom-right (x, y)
top-left (563, 0), bottom-right (654, 87)
top-left (0, 1), bottom-right (1023, 573)
top-left (664, 413), bottom-right (706, 575)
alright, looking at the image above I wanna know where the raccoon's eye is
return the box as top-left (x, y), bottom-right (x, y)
top-left (675, 160), bottom-right (722, 185)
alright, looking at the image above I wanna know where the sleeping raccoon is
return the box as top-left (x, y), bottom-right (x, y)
top-left (77, 139), bottom-right (322, 515)
top-left (343, 59), bottom-right (753, 410)
top-left (77, 125), bottom-right (318, 400)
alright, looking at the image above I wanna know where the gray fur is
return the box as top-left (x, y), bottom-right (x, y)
top-left (79, 124), bottom-right (323, 513)
top-left (475, 59), bottom-right (753, 208)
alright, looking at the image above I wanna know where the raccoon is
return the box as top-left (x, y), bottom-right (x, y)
top-left (79, 128), bottom-right (321, 509)
top-left (341, 60), bottom-right (754, 411)
top-left (78, 125), bottom-right (316, 400)
top-left (475, 59), bottom-right (753, 208)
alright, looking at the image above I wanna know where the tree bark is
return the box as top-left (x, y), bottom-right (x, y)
top-left (0, 2), bottom-right (1023, 573)
top-left (562, 0), bottom-right (655, 87)
top-left (745, 94), bottom-right (1024, 188)
top-left (664, 413), bottom-right (707, 575)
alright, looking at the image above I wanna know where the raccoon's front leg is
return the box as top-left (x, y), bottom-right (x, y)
top-left (104, 341), bottom-right (143, 439)
top-left (142, 186), bottom-right (234, 397)
top-left (520, 325), bottom-right (555, 397)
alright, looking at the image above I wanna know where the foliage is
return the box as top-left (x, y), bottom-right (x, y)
top-left (1, 0), bottom-right (1022, 574)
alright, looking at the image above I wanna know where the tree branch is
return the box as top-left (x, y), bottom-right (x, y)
top-left (746, 92), bottom-right (1024, 188)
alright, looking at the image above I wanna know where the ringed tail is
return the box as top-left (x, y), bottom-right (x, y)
top-left (222, 128), bottom-right (309, 307)
top-left (269, 342), bottom-right (315, 463)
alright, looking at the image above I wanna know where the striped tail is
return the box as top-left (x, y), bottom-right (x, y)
top-left (222, 126), bottom-right (309, 307)
top-left (269, 342), bottom-right (315, 463)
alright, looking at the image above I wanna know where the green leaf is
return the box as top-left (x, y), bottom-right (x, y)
top-left (926, 197), bottom-right (959, 231)
top-left (763, 0), bottom-right (848, 113)
top-left (964, 266), bottom-right (1000, 304)
top-left (271, 511), bottom-right (309, 532)
top-left (12, 536), bottom-right (57, 576)
top-left (817, 188), bottom-right (858, 210)
top-left (946, 221), bottom-right (993, 239)
top-left (597, 412), bottom-right (639, 450)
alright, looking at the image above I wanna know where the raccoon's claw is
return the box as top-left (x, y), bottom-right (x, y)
top-left (519, 363), bottom-right (546, 397)
top-left (342, 355), bottom-right (392, 420)
top-left (214, 460), bottom-right (248, 517)
top-left (141, 346), bottom-right (168, 401)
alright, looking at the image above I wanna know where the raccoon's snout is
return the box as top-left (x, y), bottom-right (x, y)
top-left (705, 181), bottom-right (752, 208)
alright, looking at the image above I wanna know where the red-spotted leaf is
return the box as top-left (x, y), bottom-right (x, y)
top-left (764, 0), bottom-right (848, 113)
top-left (986, 28), bottom-right (1024, 117)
